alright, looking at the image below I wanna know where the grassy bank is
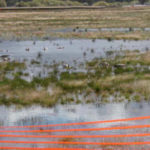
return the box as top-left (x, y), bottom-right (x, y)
top-left (1, 50), bottom-right (150, 107)
top-left (0, 6), bottom-right (150, 40)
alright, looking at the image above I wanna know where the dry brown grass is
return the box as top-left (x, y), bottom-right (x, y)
top-left (0, 83), bottom-right (61, 106)
top-left (1, 50), bottom-right (150, 106)
top-left (120, 50), bottom-right (150, 65)
top-left (62, 80), bottom-right (87, 87)
top-left (123, 80), bottom-right (150, 95)
top-left (0, 6), bottom-right (150, 39)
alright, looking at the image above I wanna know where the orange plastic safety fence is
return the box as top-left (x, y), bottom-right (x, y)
top-left (1, 124), bottom-right (150, 133)
top-left (0, 115), bottom-right (150, 129)
top-left (0, 133), bottom-right (150, 138)
top-left (0, 147), bottom-right (91, 150)
top-left (0, 140), bottom-right (150, 145)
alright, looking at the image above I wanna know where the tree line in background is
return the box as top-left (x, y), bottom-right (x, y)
top-left (0, 0), bottom-right (149, 7)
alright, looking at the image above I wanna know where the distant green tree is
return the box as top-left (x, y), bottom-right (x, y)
top-left (16, 0), bottom-right (82, 7)
top-left (72, 0), bottom-right (94, 5)
top-left (72, 0), bottom-right (134, 5)
top-left (4, 0), bottom-right (140, 6)
top-left (0, 0), bottom-right (7, 7)
top-left (6, 0), bottom-right (19, 6)
top-left (6, 0), bottom-right (31, 6)
top-left (138, 0), bottom-right (148, 4)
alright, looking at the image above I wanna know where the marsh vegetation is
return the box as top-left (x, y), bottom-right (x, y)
top-left (0, 6), bottom-right (150, 40)
top-left (0, 47), bottom-right (150, 107)
top-left (0, 5), bottom-right (150, 150)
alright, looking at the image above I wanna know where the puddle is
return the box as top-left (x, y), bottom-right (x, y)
top-left (0, 39), bottom-right (150, 64)
top-left (0, 39), bottom-right (150, 80)
top-left (101, 27), bottom-right (150, 32)
top-left (0, 102), bottom-right (150, 149)
top-left (0, 39), bottom-right (150, 148)
top-left (51, 27), bottom-right (150, 33)
top-left (0, 102), bottom-right (150, 126)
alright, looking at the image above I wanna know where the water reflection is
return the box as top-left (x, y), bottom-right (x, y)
top-left (0, 39), bottom-right (150, 149)
top-left (0, 39), bottom-right (150, 64)
top-left (0, 102), bottom-right (149, 127)
top-left (0, 102), bottom-right (150, 149)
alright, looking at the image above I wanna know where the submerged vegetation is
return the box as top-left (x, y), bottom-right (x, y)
top-left (1, 49), bottom-right (150, 107)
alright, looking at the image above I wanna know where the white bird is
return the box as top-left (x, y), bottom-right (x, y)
top-left (63, 63), bottom-right (70, 69)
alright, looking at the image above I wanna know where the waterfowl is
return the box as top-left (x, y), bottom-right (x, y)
top-left (57, 46), bottom-right (64, 50)
top-left (114, 64), bottom-right (126, 68)
top-left (43, 47), bottom-right (48, 51)
top-left (33, 41), bottom-right (36, 45)
top-left (63, 63), bottom-right (70, 69)
top-left (83, 52), bottom-right (86, 56)
top-left (26, 48), bottom-right (30, 51)
top-left (0, 55), bottom-right (10, 61)
top-left (100, 62), bottom-right (109, 68)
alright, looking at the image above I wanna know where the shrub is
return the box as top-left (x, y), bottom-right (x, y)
top-left (93, 1), bottom-right (110, 6)
top-left (16, 0), bottom-right (82, 7)
top-left (0, 0), bottom-right (7, 7)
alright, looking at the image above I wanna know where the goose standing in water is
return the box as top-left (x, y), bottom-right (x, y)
top-left (26, 48), bottom-right (30, 52)
top-left (33, 41), bottom-right (36, 45)
top-left (43, 47), bottom-right (48, 51)
top-left (0, 55), bottom-right (10, 61)
top-left (57, 46), bottom-right (64, 50)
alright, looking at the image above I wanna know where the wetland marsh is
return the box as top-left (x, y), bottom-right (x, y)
top-left (1, 6), bottom-right (150, 149)
top-left (1, 39), bottom-right (150, 107)
top-left (1, 6), bottom-right (150, 40)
